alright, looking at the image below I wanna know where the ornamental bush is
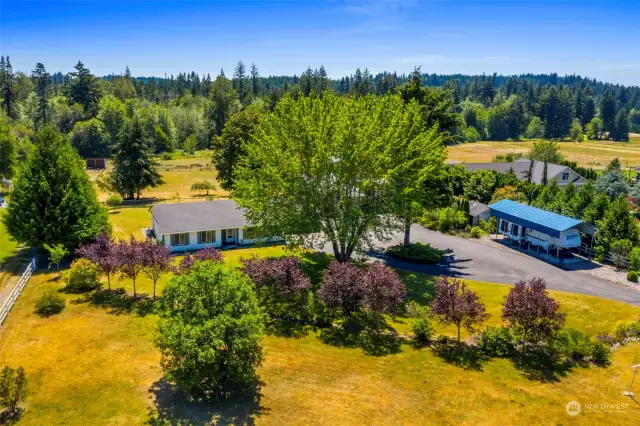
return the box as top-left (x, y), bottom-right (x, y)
top-left (627, 270), bottom-right (638, 283)
top-left (469, 226), bottom-right (486, 239)
top-left (628, 247), bottom-right (640, 271)
top-left (155, 262), bottom-right (264, 400)
top-left (477, 326), bottom-right (515, 357)
top-left (386, 242), bottom-right (445, 264)
top-left (34, 292), bottom-right (65, 317)
top-left (407, 302), bottom-right (433, 344)
top-left (63, 258), bottom-right (102, 293)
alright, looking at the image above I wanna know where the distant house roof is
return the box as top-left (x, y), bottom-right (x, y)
top-left (469, 200), bottom-right (490, 217)
top-left (151, 200), bottom-right (248, 234)
top-left (488, 199), bottom-right (583, 238)
top-left (457, 159), bottom-right (583, 186)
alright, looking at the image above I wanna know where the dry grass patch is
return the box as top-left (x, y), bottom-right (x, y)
top-left (448, 140), bottom-right (640, 168)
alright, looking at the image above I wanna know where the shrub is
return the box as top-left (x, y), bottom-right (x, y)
top-left (437, 207), bottom-right (467, 232)
top-left (156, 262), bottom-right (264, 400)
top-left (479, 217), bottom-right (497, 234)
top-left (0, 366), bottom-right (27, 415)
top-left (469, 226), bottom-right (486, 239)
top-left (552, 328), bottom-right (592, 363)
top-left (34, 292), bottom-right (65, 317)
top-left (407, 302), bottom-right (433, 344)
top-left (627, 270), bottom-right (638, 282)
top-left (589, 341), bottom-right (611, 366)
top-left (477, 326), bottom-right (515, 357)
top-left (615, 321), bottom-right (640, 340)
top-left (105, 194), bottom-right (123, 210)
top-left (63, 258), bottom-right (102, 292)
top-left (629, 247), bottom-right (640, 271)
top-left (610, 239), bottom-right (632, 269)
top-left (160, 152), bottom-right (173, 161)
top-left (386, 242), bottom-right (445, 264)
top-left (418, 210), bottom-right (439, 230)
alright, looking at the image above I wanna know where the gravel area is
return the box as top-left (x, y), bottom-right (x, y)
top-left (582, 264), bottom-right (640, 293)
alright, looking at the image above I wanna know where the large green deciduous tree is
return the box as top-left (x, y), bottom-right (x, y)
top-left (109, 118), bottom-right (163, 199)
top-left (212, 106), bottom-right (262, 191)
top-left (155, 262), bottom-right (264, 400)
top-left (3, 126), bottom-right (109, 249)
top-left (233, 93), bottom-right (445, 261)
top-left (69, 118), bottom-right (110, 158)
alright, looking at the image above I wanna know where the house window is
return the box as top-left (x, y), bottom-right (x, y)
top-left (198, 231), bottom-right (215, 244)
top-left (500, 220), bottom-right (509, 233)
top-left (171, 233), bottom-right (189, 246)
top-left (512, 224), bottom-right (519, 236)
top-left (562, 172), bottom-right (570, 181)
top-left (226, 229), bottom-right (234, 239)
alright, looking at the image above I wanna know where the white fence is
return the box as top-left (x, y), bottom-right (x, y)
top-left (0, 257), bottom-right (36, 326)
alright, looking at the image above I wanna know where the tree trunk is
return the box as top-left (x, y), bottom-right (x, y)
top-left (133, 277), bottom-right (136, 297)
top-left (457, 324), bottom-right (461, 342)
top-left (403, 210), bottom-right (412, 246)
top-left (107, 274), bottom-right (111, 290)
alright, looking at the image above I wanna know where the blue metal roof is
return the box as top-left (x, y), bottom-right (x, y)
top-left (488, 199), bottom-right (583, 238)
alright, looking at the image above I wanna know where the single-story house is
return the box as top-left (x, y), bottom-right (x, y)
top-left (469, 200), bottom-right (491, 226)
top-left (151, 200), bottom-right (280, 252)
top-left (86, 158), bottom-right (108, 170)
top-left (454, 158), bottom-right (586, 187)
top-left (488, 199), bottom-right (588, 261)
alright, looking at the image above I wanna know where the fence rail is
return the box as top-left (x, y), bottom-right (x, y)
top-left (0, 257), bottom-right (36, 326)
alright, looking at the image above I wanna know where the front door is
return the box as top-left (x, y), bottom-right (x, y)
top-left (224, 228), bottom-right (236, 245)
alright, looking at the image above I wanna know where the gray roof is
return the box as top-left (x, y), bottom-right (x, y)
top-left (151, 200), bottom-right (248, 234)
top-left (469, 200), bottom-right (490, 216)
top-left (458, 159), bottom-right (581, 185)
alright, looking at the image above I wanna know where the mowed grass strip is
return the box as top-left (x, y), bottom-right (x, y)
top-left (1, 246), bottom-right (639, 424)
top-left (448, 139), bottom-right (640, 168)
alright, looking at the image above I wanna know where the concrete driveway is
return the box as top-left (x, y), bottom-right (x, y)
top-left (326, 225), bottom-right (640, 306)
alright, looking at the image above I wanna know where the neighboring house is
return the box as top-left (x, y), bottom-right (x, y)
top-left (86, 158), bottom-right (108, 170)
top-left (469, 200), bottom-right (491, 226)
top-left (151, 200), bottom-right (280, 252)
top-left (456, 158), bottom-right (585, 186)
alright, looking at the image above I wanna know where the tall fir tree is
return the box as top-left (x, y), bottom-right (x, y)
top-left (598, 88), bottom-right (617, 134)
top-left (250, 62), bottom-right (260, 96)
top-left (31, 62), bottom-right (51, 129)
top-left (3, 126), bottom-right (109, 249)
top-left (110, 118), bottom-right (163, 199)
top-left (0, 56), bottom-right (15, 118)
top-left (233, 60), bottom-right (247, 102)
top-left (69, 61), bottom-right (102, 117)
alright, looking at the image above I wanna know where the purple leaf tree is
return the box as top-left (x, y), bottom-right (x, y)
top-left (362, 262), bottom-right (406, 329)
top-left (76, 233), bottom-right (120, 289)
top-left (241, 256), bottom-right (311, 297)
top-left (430, 277), bottom-right (489, 342)
top-left (502, 277), bottom-right (566, 352)
top-left (318, 261), bottom-right (365, 317)
top-left (117, 236), bottom-right (145, 297)
top-left (140, 239), bottom-right (173, 299)
top-left (177, 247), bottom-right (223, 274)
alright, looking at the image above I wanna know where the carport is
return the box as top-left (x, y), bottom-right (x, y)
top-left (488, 200), bottom-right (592, 264)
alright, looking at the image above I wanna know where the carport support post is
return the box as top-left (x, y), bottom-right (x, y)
top-left (557, 245), bottom-right (560, 259)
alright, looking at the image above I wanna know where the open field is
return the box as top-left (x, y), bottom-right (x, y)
top-left (0, 270), bottom-right (638, 424)
top-left (449, 138), bottom-right (640, 168)
top-left (0, 219), bottom-right (639, 425)
top-left (91, 150), bottom-right (229, 202)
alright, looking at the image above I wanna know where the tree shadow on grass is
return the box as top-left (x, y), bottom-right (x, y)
top-left (318, 316), bottom-right (402, 356)
top-left (299, 251), bottom-right (332, 290)
top-left (512, 349), bottom-right (574, 383)
top-left (264, 318), bottom-right (312, 339)
top-left (147, 380), bottom-right (268, 426)
top-left (431, 337), bottom-right (490, 371)
top-left (73, 288), bottom-right (156, 317)
top-left (0, 407), bottom-right (24, 425)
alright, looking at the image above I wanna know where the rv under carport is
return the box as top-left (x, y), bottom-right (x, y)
top-left (488, 199), bottom-right (593, 264)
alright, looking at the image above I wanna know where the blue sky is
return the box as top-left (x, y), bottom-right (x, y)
top-left (1, 1), bottom-right (639, 85)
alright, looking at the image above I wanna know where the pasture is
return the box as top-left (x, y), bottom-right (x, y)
top-left (90, 150), bottom-right (229, 202)
top-left (0, 207), bottom-right (638, 424)
top-left (448, 136), bottom-right (640, 168)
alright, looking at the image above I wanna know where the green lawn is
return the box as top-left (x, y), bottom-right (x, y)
top-left (0, 210), bottom-right (18, 265)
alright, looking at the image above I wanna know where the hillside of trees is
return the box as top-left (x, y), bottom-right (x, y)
top-left (0, 57), bottom-right (639, 177)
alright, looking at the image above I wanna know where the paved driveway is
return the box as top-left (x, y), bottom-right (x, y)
top-left (325, 225), bottom-right (640, 306)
